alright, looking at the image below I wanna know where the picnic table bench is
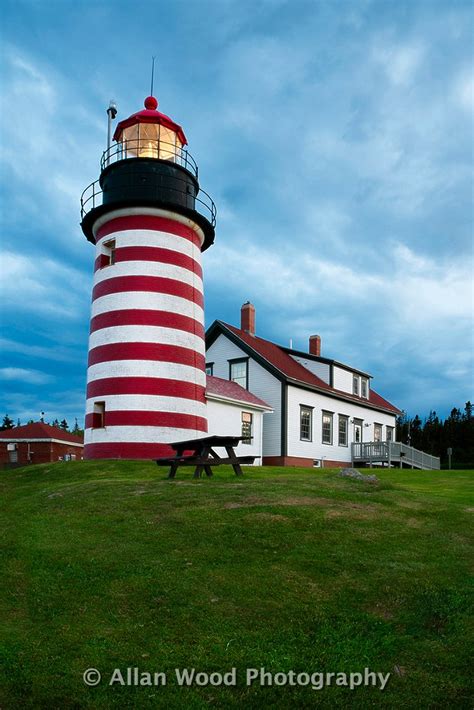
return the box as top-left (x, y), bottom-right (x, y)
top-left (156, 434), bottom-right (255, 479)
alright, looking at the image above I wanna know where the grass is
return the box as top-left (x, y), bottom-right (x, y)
top-left (0, 463), bottom-right (472, 709)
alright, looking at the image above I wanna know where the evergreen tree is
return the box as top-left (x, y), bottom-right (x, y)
top-left (72, 418), bottom-right (84, 439)
top-left (60, 419), bottom-right (69, 431)
top-left (464, 401), bottom-right (472, 421)
top-left (396, 411), bottom-right (410, 443)
top-left (410, 415), bottom-right (423, 449)
top-left (1, 414), bottom-right (15, 431)
top-left (51, 418), bottom-right (60, 428)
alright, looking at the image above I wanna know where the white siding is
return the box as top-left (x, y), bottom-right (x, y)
top-left (206, 334), bottom-right (281, 456)
top-left (206, 398), bottom-right (266, 464)
top-left (332, 366), bottom-right (354, 394)
top-left (206, 336), bottom-right (247, 379)
top-left (248, 359), bottom-right (281, 456)
top-left (286, 384), bottom-right (397, 464)
top-left (289, 355), bottom-right (331, 384)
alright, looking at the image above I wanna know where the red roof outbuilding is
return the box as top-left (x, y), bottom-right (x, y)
top-left (0, 422), bottom-right (83, 444)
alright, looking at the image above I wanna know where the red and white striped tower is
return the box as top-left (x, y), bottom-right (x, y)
top-left (80, 96), bottom-right (216, 459)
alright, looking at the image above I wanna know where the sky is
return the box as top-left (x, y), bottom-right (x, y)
top-left (0, 0), bottom-right (473, 428)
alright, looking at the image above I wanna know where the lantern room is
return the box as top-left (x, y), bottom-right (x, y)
top-left (81, 94), bottom-right (216, 251)
top-left (111, 95), bottom-right (188, 163)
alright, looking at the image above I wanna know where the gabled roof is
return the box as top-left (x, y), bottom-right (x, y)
top-left (206, 375), bottom-right (272, 410)
top-left (206, 321), bottom-right (400, 415)
top-left (0, 422), bottom-right (84, 444)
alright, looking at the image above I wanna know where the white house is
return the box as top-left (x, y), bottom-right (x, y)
top-left (205, 303), bottom-right (400, 468)
top-left (206, 375), bottom-right (273, 465)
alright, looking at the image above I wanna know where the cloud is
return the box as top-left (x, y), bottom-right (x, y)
top-left (205, 236), bottom-right (472, 413)
top-left (372, 41), bottom-right (425, 86)
top-left (0, 251), bottom-right (91, 319)
top-left (0, 338), bottom-right (83, 363)
top-left (455, 69), bottom-right (474, 112)
top-left (0, 1), bottom-right (472, 422)
top-left (0, 367), bottom-right (53, 385)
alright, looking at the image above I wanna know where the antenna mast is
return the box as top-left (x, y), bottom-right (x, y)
top-left (150, 56), bottom-right (156, 96)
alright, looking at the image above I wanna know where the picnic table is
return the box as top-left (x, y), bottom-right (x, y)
top-left (155, 434), bottom-right (255, 479)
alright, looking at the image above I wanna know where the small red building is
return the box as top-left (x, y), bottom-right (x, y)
top-left (0, 422), bottom-right (84, 467)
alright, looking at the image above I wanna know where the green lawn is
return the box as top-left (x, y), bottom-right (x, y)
top-left (0, 463), bottom-right (472, 709)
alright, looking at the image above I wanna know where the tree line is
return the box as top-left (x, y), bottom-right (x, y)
top-left (1, 414), bottom-right (84, 438)
top-left (396, 402), bottom-right (473, 467)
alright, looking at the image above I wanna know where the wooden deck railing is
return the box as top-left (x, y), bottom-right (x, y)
top-left (351, 441), bottom-right (440, 470)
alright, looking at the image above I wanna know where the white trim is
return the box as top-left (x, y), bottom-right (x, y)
top-left (0, 438), bottom-right (83, 447)
top-left (205, 392), bottom-right (273, 412)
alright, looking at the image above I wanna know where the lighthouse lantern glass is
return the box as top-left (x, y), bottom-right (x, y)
top-left (120, 123), bottom-right (183, 162)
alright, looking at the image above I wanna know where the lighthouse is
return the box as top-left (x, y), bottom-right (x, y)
top-left (80, 95), bottom-right (216, 459)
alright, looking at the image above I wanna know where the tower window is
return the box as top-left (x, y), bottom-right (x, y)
top-left (102, 239), bottom-right (116, 267)
top-left (92, 402), bottom-right (106, 428)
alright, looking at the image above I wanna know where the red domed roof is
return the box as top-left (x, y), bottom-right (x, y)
top-left (113, 96), bottom-right (188, 146)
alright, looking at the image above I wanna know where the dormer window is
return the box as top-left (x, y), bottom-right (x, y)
top-left (361, 378), bottom-right (368, 398)
top-left (353, 375), bottom-right (359, 396)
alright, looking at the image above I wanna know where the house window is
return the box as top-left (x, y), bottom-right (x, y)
top-left (386, 426), bottom-right (394, 442)
top-left (338, 415), bottom-right (348, 446)
top-left (374, 423), bottom-right (382, 442)
top-left (361, 378), bottom-right (368, 398)
top-left (300, 406), bottom-right (313, 441)
top-left (205, 363), bottom-right (214, 376)
top-left (241, 412), bottom-right (252, 444)
top-left (92, 402), bottom-right (105, 428)
top-left (322, 411), bottom-right (333, 445)
top-left (7, 443), bottom-right (18, 464)
top-left (353, 375), bottom-right (359, 395)
top-left (229, 359), bottom-right (248, 389)
top-left (102, 239), bottom-right (116, 267)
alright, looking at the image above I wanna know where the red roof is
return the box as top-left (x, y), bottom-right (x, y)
top-left (113, 96), bottom-right (188, 146)
top-left (218, 323), bottom-right (401, 415)
top-left (0, 422), bottom-right (84, 444)
top-left (206, 375), bottom-right (271, 410)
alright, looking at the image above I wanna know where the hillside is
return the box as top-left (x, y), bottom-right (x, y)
top-left (1, 463), bottom-right (472, 709)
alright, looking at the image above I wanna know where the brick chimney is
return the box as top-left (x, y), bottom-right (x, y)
top-left (309, 334), bottom-right (321, 356)
top-left (241, 301), bottom-right (256, 335)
